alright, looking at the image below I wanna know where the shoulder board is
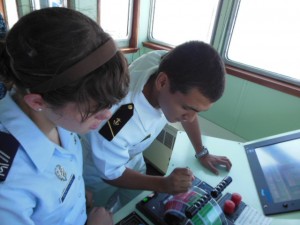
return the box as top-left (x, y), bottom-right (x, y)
top-left (0, 132), bottom-right (20, 182)
top-left (99, 103), bottom-right (134, 141)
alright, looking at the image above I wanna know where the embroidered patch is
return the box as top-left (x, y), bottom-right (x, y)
top-left (55, 165), bottom-right (67, 181)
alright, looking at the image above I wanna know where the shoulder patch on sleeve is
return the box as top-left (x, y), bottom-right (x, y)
top-left (99, 103), bottom-right (134, 141)
top-left (0, 132), bottom-right (20, 182)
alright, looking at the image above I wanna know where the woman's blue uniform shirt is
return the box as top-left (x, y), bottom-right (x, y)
top-left (0, 91), bottom-right (87, 225)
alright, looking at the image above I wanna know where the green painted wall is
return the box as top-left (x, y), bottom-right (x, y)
top-left (199, 0), bottom-right (300, 140)
top-left (200, 75), bottom-right (300, 140)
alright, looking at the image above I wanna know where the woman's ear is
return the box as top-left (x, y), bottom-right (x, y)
top-left (23, 93), bottom-right (45, 112)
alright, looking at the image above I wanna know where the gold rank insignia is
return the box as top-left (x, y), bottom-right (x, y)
top-left (99, 103), bottom-right (134, 141)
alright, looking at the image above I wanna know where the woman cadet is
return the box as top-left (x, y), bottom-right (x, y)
top-left (0, 7), bottom-right (129, 225)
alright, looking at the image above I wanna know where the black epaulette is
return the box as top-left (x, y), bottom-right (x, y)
top-left (99, 103), bottom-right (134, 141)
top-left (0, 131), bottom-right (20, 182)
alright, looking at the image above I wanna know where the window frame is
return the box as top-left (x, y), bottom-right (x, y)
top-left (145, 0), bottom-right (300, 98)
top-left (5, 0), bottom-right (139, 53)
top-left (108, 0), bottom-right (139, 53)
top-left (221, 0), bottom-right (300, 97)
top-left (97, 0), bottom-right (140, 53)
top-left (147, 0), bottom-right (223, 48)
top-left (97, 0), bottom-right (133, 48)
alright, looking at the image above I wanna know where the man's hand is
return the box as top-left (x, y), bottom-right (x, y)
top-left (199, 154), bottom-right (232, 175)
top-left (163, 167), bottom-right (195, 195)
top-left (86, 207), bottom-right (113, 225)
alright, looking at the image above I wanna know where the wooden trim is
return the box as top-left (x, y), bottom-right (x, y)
top-left (129, 0), bottom-right (139, 48)
top-left (120, 47), bottom-right (139, 54)
top-left (0, 0), bottom-right (4, 16)
top-left (143, 41), bottom-right (173, 51)
top-left (0, 0), bottom-right (7, 26)
top-left (226, 65), bottom-right (300, 98)
top-left (97, 0), bottom-right (139, 49)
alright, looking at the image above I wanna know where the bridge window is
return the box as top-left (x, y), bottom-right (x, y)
top-left (224, 0), bottom-right (300, 86)
top-left (7, 0), bottom-right (137, 50)
top-left (100, 0), bottom-right (131, 41)
top-left (148, 0), bottom-right (221, 46)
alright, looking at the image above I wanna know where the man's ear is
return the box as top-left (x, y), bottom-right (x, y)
top-left (23, 93), bottom-right (45, 112)
top-left (155, 72), bottom-right (169, 90)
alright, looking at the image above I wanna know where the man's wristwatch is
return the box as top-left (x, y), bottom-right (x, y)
top-left (195, 146), bottom-right (209, 159)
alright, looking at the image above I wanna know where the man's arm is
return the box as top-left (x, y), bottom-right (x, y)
top-left (104, 167), bottom-right (194, 195)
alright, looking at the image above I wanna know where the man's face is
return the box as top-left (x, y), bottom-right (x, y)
top-left (157, 75), bottom-right (212, 123)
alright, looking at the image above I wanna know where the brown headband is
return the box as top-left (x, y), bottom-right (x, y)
top-left (30, 38), bottom-right (117, 93)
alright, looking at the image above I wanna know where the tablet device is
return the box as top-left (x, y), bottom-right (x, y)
top-left (244, 131), bottom-right (300, 215)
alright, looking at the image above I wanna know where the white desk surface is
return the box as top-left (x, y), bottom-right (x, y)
top-left (114, 135), bottom-right (300, 225)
